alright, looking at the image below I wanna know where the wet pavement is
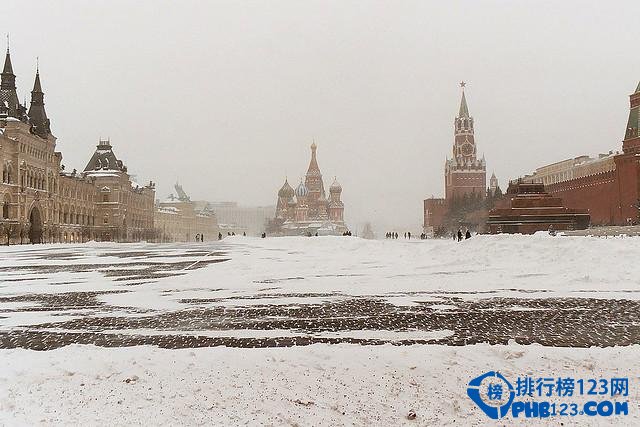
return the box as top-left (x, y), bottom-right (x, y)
top-left (1, 291), bottom-right (639, 349)
top-left (1, 242), bottom-right (639, 350)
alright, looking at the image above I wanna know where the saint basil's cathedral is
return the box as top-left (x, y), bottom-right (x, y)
top-left (270, 143), bottom-right (347, 236)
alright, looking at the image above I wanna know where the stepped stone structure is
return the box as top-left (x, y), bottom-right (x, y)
top-left (487, 181), bottom-right (590, 234)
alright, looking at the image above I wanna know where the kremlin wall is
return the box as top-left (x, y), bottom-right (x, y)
top-left (521, 82), bottom-right (640, 227)
top-left (424, 81), bottom-right (640, 235)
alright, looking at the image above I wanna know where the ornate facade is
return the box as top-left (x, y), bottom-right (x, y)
top-left (83, 139), bottom-right (155, 242)
top-left (270, 143), bottom-right (347, 236)
top-left (155, 183), bottom-right (219, 242)
top-left (1, 45), bottom-right (155, 244)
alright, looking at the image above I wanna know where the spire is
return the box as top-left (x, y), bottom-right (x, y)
top-left (2, 49), bottom-right (13, 75)
top-left (306, 141), bottom-right (321, 176)
top-left (2, 34), bottom-right (13, 75)
top-left (0, 39), bottom-right (20, 119)
top-left (33, 58), bottom-right (42, 92)
top-left (458, 81), bottom-right (469, 118)
top-left (623, 80), bottom-right (640, 153)
top-left (28, 64), bottom-right (50, 138)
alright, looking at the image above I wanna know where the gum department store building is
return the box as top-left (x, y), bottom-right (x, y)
top-left (0, 45), bottom-right (156, 244)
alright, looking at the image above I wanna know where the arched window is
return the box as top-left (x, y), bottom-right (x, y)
top-left (2, 202), bottom-right (9, 219)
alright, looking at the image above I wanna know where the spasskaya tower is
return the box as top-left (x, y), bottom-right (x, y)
top-left (444, 82), bottom-right (487, 201)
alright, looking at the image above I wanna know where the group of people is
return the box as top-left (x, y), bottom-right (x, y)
top-left (385, 231), bottom-right (414, 239)
top-left (342, 231), bottom-right (352, 236)
top-left (195, 233), bottom-right (205, 242)
top-left (214, 231), bottom-right (249, 240)
top-left (453, 228), bottom-right (472, 241)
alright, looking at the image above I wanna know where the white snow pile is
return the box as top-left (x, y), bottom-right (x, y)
top-left (0, 343), bottom-right (638, 425)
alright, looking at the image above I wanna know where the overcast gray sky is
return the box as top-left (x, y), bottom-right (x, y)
top-left (2, 1), bottom-right (639, 232)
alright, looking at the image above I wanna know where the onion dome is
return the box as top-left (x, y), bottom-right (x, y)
top-left (278, 178), bottom-right (294, 198)
top-left (330, 177), bottom-right (342, 192)
top-left (295, 180), bottom-right (309, 197)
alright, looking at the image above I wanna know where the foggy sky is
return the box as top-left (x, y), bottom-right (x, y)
top-left (2, 1), bottom-right (639, 233)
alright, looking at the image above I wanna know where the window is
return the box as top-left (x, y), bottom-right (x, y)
top-left (103, 194), bottom-right (109, 202)
top-left (2, 202), bottom-right (8, 219)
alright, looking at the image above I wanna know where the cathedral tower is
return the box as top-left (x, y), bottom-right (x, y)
top-left (304, 142), bottom-right (325, 217)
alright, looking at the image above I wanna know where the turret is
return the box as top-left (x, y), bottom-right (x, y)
top-left (622, 81), bottom-right (640, 154)
top-left (294, 179), bottom-right (309, 222)
top-left (328, 177), bottom-right (344, 222)
top-left (28, 65), bottom-right (51, 138)
top-left (0, 44), bottom-right (21, 119)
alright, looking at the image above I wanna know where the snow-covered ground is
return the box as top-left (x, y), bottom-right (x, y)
top-left (2, 343), bottom-right (638, 426)
top-left (1, 235), bottom-right (639, 425)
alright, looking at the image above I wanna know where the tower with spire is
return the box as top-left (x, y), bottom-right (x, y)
top-left (444, 82), bottom-right (487, 201)
top-left (28, 62), bottom-right (51, 138)
top-left (304, 141), bottom-right (326, 217)
top-left (0, 43), bottom-right (27, 120)
top-left (622, 81), bottom-right (640, 154)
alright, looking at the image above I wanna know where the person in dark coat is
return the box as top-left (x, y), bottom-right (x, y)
top-left (465, 229), bottom-right (471, 239)
top-left (457, 229), bottom-right (463, 242)
top-left (218, 232), bottom-right (222, 240)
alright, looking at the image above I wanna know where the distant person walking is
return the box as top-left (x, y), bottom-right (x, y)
top-left (407, 232), bottom-right (411, 239)
top-left (218, 232), bottom-right (222, 240)
top-left (465, 229), bottom-right (471, 240)
top-left (457, 229), bottom-right (463, 242)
